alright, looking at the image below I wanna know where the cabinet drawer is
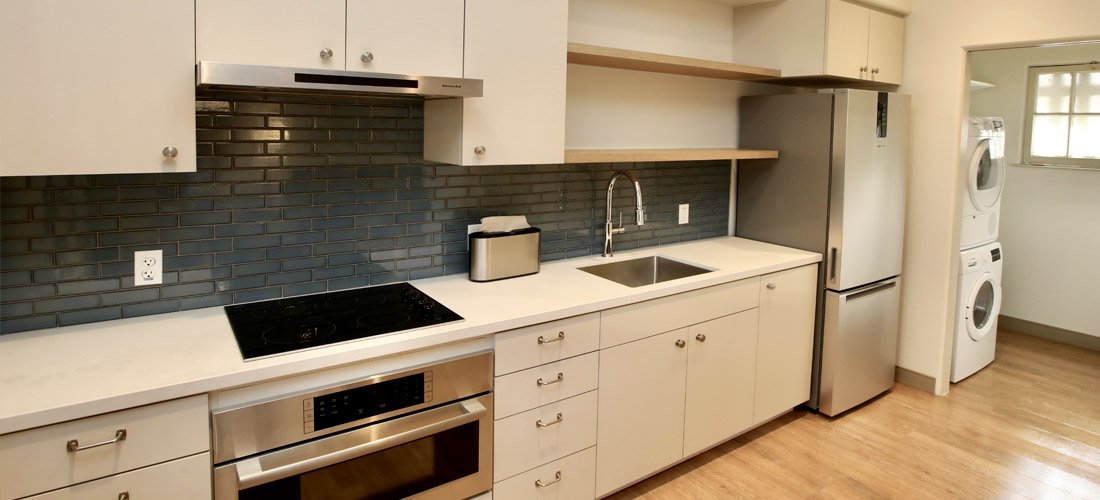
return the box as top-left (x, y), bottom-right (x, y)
top-left (0, 395), bottom-right (209, 500)
top-left (494, 352), bottom-right (599, 419)
top-left (24, 452), bottom-right (211, 500)
top-left (493, 447), bottom-right (596, 500)
top-left (493, 391), bottom-right (598, 482)
top-left (601, 278), bottom-right (760, 348)
top-left (495, 313), bottom-right (600, 376)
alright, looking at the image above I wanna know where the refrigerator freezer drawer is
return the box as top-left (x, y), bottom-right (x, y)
top-left (819, 277), bottom-right (901, 416)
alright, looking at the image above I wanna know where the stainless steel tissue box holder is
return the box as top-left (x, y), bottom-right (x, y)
top-left (469, 227), bottom-right (541, 282)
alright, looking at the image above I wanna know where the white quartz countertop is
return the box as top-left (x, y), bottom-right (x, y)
top-left (0, 237), bottom-right (819, 434)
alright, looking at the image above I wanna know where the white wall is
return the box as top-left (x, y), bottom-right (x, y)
top-left (898, 0), bottom-right (1100, 395)
top-left (969, 43), bottom-right (1100, 337)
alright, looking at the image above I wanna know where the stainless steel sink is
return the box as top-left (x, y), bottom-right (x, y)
top-left (578, 256), bottom-right (711, 288)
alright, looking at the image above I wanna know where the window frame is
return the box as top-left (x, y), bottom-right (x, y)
top-left (1021, 61), bottom-right (1100, 170)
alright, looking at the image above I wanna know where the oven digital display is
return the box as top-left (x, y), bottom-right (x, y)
top-left (304, 371), bottom-right (431, 433)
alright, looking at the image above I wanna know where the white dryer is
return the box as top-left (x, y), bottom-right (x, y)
top-left (951, 241), bottom-right (1003, 383)
top-left (960, 117), bottom-right (1006, 250)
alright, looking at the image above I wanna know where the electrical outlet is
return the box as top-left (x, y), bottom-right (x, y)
top-left (678, 204), bottom-right (690, 224)
top-left (134, 250), bottom-right (163, 286)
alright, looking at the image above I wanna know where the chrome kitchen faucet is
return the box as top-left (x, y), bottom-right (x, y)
top-left (603, 170), bottom-right (645, 257)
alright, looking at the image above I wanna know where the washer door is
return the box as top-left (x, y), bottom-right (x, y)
top-left (968, 138), bottom-right (1005, 211)
top-left (965, 272), bottom-right (1002, 341)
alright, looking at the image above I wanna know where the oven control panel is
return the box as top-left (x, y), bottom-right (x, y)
top-left (303, 370), bottom-right (433, 433)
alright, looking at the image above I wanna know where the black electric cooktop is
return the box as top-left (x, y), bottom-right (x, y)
top-left (224, 282), bottom-right (463, 360)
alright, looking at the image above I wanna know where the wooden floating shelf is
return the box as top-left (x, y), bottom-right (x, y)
top-left (567, 42), bottom-right (780, 81)
top-left (564, 148), bottom-right (779, 164)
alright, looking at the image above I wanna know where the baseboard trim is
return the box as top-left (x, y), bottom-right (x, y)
top-left (999, 315), bottom-right (1100, 352)
top-left (895, 366), bottom-right (937, 394)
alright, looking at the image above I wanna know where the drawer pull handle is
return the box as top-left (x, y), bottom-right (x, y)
top-left (535, 471), bottom-right (562, 488)
top-left (67, 429), bottom-right (126, 453)
top-left (535, 413), bottom-right (563, 428)
top-left (537, 373), bottom-right (565, 387)
top-left (537, 331), bottom-right (565, 345)
top-left (119, 493), bottom-right (130, 500)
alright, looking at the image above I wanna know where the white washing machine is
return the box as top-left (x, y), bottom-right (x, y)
top-left (959, 117), bottom-right (1006, 250)
top-left (951, 241), bottom-right (1003, 383)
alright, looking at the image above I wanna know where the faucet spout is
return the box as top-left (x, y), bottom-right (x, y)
top-left (603, 170), bottom-right (645, 257)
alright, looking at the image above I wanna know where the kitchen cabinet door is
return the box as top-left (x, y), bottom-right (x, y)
top-left (196, 0), bottom-right (345, 70)
top-left (683, 311), bottom-right (759, 457)
top-left (824, 0), bottom-right (869, 81)
top-left (866, 9), bottom-right (904, 84)
top-left (346, 0), bottom-right (464, 77)
top-left (754, 264), bottom-right (818, 424)
top-left (424, 0), bottom-right (568, 165)
top-left (595, 329), bottom-right (687, 497)
top-left (0, 0), bottom-right (195, 176)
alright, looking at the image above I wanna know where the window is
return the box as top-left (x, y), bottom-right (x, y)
top-left (1022, 62), bottom-right (1100, 169)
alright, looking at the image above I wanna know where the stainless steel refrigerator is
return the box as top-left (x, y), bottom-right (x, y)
top-left (737, 89), bottom-right (908, 416)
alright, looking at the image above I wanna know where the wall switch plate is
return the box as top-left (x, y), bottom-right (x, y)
top-left (134, 250), bottom-right (163, 286)
top-left (678, 204), bottom-right (690, 224)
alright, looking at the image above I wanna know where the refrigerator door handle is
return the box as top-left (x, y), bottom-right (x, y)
top-left (844, 279), bottom-right (897, 301)
top-left (829, 247), bottom-right (838, 282)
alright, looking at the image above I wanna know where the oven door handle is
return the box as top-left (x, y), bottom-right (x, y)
top-left (230, 396), bottom-right (488, 490)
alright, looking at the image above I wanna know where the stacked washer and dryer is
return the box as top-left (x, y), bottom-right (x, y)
top-left (952, 117), bottom-right (1006, 382)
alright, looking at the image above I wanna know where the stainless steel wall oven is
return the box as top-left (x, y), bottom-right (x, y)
top-left (212, 352), bottom-right (493, 500)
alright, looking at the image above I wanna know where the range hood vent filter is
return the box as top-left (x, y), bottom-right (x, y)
top-left (197, 61), bottom-right (482, 98)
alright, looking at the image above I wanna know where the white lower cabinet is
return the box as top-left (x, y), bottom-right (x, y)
top-left (684, 310), bottom-right (760, 456)
top-left (491, 265), bottom-right (818, 499)
top-left (595, 329), bottom-right (688, 496)
top-left (595, 311), bottom-right (759, 496)
top-left (494, 391), bottom-right (598, 483)
top-left (492, 447), bottom-right (596, 500)
top-left (24, 453), bottom-right (211, 500)
top-left (754, 264), bottom-right (818, 424)
top-left (0, 394), bottom-right (210, 500)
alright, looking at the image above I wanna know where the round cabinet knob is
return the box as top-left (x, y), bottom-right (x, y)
top-left (766, 283), bottom-right (776, 290)
top-left (859, 65), bottom-right (868, 74)
top-left (361, 52), bottom-right (374, 63)
top-left (871, 67), bottom-right (880, 74)
top-left (675, 339), bottom-right (686, 348)
top-left (695, 334), bottom-right (707, 342)
top-left (473, 146), bottom-right (486, 155)
top-left (162, 146), bottom-right (178, 158)
top-left (319, 48), bottom-right (334, 60)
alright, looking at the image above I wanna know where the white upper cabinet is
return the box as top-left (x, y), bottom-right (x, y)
top-left (424, 0), bottom-right (568, 166)
top-left (346, 0), bottom-right (464, 77)
top-left (729, 0), bottom-right (905, 85)
top-left (197, 0), bottom-right (346, 70)
top-left (197, 0), bottom-right (464, 76)
top-left (0, 0), bottom-right (196, 177)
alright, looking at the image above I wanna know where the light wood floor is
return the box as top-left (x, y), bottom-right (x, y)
top-left (608, 330), bottom-right (1100, 499)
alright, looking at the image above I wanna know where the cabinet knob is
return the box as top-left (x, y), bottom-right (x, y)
top-left (766, 283), bottom-right (776, 290)
top-left (162, 146), bottom-right (178, 158)
top-left (474, 145), bottom-right (486, 155)
top-left (675, 339), bottom-right (686, 348)
top-left (859, 65), bottom-right (868, 75)
top-left (361, 52), bottom-right (374, 63)
top-left (695, 334), bottom-right (707, 342)
top-left (319, 48), bottom-right (334, 60)
top-left (119, 493), bottom-right (130, 500)
top-left (871, 67), bottom-right (880, 74)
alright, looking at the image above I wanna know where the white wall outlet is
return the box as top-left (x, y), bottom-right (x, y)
top-left (134, 250), bottom-right (163, 286)
top-left (678, 204), bottom-right (690, 224)
top-left (466, 224), bottom-right (483, 250)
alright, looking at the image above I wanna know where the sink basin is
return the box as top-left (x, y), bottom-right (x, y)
top-left (578, 256), bottom-right (711, 288)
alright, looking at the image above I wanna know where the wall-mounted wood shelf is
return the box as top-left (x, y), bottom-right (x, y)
top-left (566, 43), bottom-right (780, 81)
top-left (564, 148), bottom-right (778, 163)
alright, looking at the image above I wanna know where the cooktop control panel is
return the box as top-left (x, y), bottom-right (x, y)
top-left (303, 371), bottom-right (433, 433)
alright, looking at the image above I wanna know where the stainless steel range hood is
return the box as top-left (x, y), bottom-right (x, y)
top-left (196, 61), bottom-right (482, 98)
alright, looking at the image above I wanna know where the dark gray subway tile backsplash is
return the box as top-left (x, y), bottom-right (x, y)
top-left (0, 90), bottom-right (730, 334)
